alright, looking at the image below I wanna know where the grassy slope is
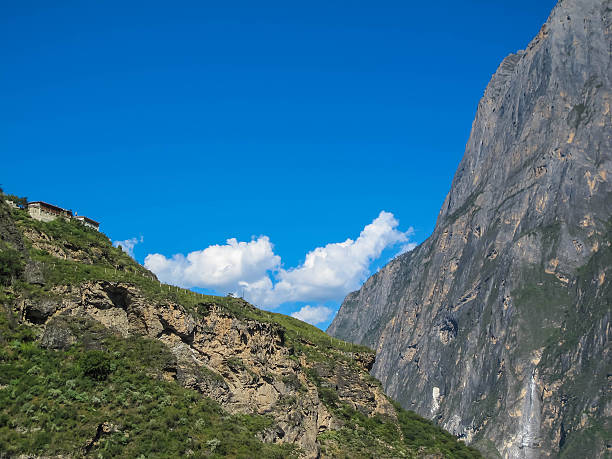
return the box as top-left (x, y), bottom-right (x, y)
top-left (0, 201), bottom-right (482, 458)
top-left (0, 311), bottom-right (295, 458)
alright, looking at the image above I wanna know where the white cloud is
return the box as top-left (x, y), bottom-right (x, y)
top-left (145, 211), bottom-right (413, 309)
top-left (144, 236), bottom-right (280, 291)
top-left (291, 305), bottom-right (334, 325)
top-left (248, 211), bottom-right (409, 306)
top-left (113, 236), bottom-right (143, 258)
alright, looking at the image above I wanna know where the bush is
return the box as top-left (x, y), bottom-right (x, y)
top-left (79, 350), bottom-right (111, 380)
top-left (0, 246), bottom-right (24, 286)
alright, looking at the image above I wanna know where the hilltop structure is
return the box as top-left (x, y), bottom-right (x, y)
top-left (27, 201), bottom-right (73, 222)
top-left (4, 200), bottom-right (19, 209)
top-left (73, 215), bottom-right (100, 231)
top-left (26, 200), bottom-right (100, 231)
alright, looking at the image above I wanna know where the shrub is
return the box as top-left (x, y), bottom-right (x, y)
top-left (0, 246), bottom-right (24, 286)
top-left (79, 350), bottom-right (112, 380)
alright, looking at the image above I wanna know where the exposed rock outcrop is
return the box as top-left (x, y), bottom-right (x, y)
top-left (29, 281), bottom-right (395, 457)
top-left (329, 0), bottom-right (612, 457)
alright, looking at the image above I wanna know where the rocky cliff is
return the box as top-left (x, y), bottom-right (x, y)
top-left (328, 0), bottom-right (612, 457)
top-left (0, 196), bottom-right (481, 458)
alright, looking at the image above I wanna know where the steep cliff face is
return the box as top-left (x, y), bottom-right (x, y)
top-left (0, 199), bottom-right (481, 457)
top-left (328, 0), bottom-right (612, 457)
top-left (24, 281), bottom-right (391, 455)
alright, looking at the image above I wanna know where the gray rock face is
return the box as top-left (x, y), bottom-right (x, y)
top-left (23, 260), bottom-right (45, 286)
top-left (328, 0), bottom-right (612, 457)
top-left (41, 316), bottom-right (77, 350)
top-left (24, 297), bottom-right (60, 324)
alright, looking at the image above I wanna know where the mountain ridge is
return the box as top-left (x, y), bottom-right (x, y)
top-left (329, 0), bottom-right (611, 457)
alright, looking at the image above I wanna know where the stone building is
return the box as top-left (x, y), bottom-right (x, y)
top-left (5, 200), bottom-right (19, 209)
top-left (74, 215), bottom-right (100, 231)
top-left (27, 201), bottom-right (101, 231)
top-left (28, 201), bottom-right (73, 222)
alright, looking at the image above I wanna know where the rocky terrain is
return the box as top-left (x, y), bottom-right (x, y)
top-left (329, 0), bottom-right (611, 457)
top-left (0, 196), bottom-right (481, 457)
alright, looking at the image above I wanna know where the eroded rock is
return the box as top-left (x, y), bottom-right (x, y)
top-left (328, 0), bottom-right (612, 457)
top-left (24, 280), bottom-right (394, 458)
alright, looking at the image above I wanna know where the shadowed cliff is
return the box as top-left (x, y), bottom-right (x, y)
top-left (329, 0), bottom-right (612, 457)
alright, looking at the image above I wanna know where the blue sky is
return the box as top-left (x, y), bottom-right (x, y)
top-left (2, 0), bottom-right (556, 328)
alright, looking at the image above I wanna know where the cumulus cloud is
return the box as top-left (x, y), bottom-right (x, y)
top-left (248, 211), bottom-right (409, 306)
top-left (145, 236), bottom-right (280, 291)
top-left (113, 236), bottom-right (143, 258)
top-left (291, 305), bottom-right (334, 325)
top-left (145, 211), bottom-right (412, 309)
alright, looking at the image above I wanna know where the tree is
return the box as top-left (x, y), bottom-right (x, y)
top-left (79, 350), bottom-right (112, 380)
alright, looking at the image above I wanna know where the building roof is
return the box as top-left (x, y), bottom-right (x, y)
top-left (74, 215), bottom-right (100, 226)
top-left (28, 201), bottom-right (73, 216)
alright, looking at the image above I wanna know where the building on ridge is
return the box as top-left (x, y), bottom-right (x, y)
top-left (27, 201), bottom-right (100, 231)
top-left (28, 201), bottom-right (73, 222)
top-left (74, 215), bottom-right (100, 231)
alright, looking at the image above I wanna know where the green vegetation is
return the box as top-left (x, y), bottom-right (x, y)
top-left (445, 188), bottom-right (483, 225)
top-left (281, 373), bottom-right (307, 393)
top-left (26, 245), bottom-right (372, 366)
top-left (512, 269), bottom-right (572, 355)
top-left (568, 102), bottom-right (588, 129)
top-left (3, 193), bottom-right (28, 209)
top-left (538, 221), bottom-right (562, 254)
top-left (0, 310), bottom-right (297, 458)
top-left (79, 350), bottom-right (112, 380)
top-left (509, 220), bottom-right (571, 356)
top-left (318, 399), bottom-right (481, 458)
top-left (0, 195), bottom-right (484, 458)
top-left (470, 438), bottom-right (503, 459)
top-left (199, 365), bottom-right (225, 384)
top-left (0, 241), bottom-right (24, 286)
top-left (535, 219), bottom-right (612, 456)
top-left (304, 362), bottom-right (481, 458)
top-left (537, 219), bottom-right (612, 368)
top-left (559, 420), bottom-right (612, 459)
top-left (494, 182), bottom-right (536, 214)
top-left (12, 209), bottom-right (145, 274)
top-left (7, 199), bottom-right (371, 360)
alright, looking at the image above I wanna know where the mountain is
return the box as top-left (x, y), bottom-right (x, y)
top-left (328, 0), bottom-right (612, 457)
top-left (0, 196), bottom-right (481, 458)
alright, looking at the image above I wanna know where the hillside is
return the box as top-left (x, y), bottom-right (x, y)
top-left (0, 196), bottom-right (481, 458)
top-left (328, 0), bottom-right (611, 457)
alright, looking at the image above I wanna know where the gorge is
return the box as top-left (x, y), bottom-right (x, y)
top-left (329, 0), bottom-right (612, 457)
